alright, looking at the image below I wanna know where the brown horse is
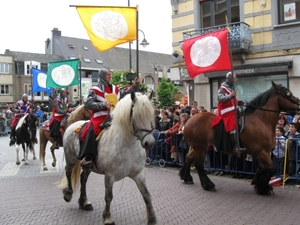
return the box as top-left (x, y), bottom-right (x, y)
top-left (39, 105), bottom-right (91, 171)
top-left (180, 81), bottom-right (300, 195)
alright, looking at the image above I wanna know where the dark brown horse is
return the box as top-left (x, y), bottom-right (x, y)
top-left (180, 81), bottom-right (300, 195)
top-left (39, 105), bottom-right (91, 170)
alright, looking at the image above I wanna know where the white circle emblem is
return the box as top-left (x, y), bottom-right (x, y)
top-left (37, 72), bottom-right (47, 88)
top-left (91, 11), bottom-right (128, 41)
top-left (190, 36), bottom-right (221, 67)
top-left (51, 65), bottom-right (75, 86)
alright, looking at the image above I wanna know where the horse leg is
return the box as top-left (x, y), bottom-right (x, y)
top-left (62, 166), bottom-right (74, 202)
top-left (103, 175), bottom-right (115, 225)
top-left (132, 171), bottom-right (157, 225)
top-left (195, 160), bottom-right (216, 191)
top-left (50, 147), bottom-right (57, 168)
top-left (251, 151), bottom-right (275, 195)
top-left (24, 144), bottom-right (29, 165)
top-left (16, 145), bottom-right (20, 165)
top-left (179, 149), bottom-right (195, 184)
top-left (39, 129), bottom-right (48, 170)
top-left (78, 168), bottom-right (93, 211)
top-left (32, 145), bottom-right (36, 160)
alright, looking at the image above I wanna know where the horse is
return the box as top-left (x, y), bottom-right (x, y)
top-left (15, 113), bottom-right (38, 165)
top-left (39, 105), bottom-right (91, 170)
top-left (58, 92), bottom-right (157, 225)
top-left (180, 81), bottom-right (300, 195)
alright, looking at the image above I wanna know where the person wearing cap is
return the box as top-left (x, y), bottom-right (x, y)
top-left (49, 88), bottom-right (79, 150)
top-left (212, 71), bottom-right (243, 152)
top-left (9, 93), bottom-right (35, 146)
top-left (78, 67), bottom-right (140, 168)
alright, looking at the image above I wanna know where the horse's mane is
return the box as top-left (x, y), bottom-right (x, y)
top-left (244, 86), bottom-right (276, 115)
top-left (16, 114), bottom-right (28, 130)
top-left (112, 93), bottom-right (154, 132)
top-left (68, 105), bottom-right (85, 121)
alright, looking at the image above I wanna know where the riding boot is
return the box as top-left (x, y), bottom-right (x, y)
top-left (230, 132), bottom-right (246, 153)
top-left (9, 127), bottom-right (16, 146)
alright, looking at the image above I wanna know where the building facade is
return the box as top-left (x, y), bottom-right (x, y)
top-left (0, 55), bottom-right (14, 108)
top-left (170, 0), bottom-right (300, 110)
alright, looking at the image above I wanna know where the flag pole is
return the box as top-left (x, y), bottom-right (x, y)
top-left (30, 61), bottom-right (34, 104)
top-left (78, 52), bottom-right (82, 99)
top-left (136, 5), bottom-right (139, 79)
top-left (226, 27), bottom-right (242, 152)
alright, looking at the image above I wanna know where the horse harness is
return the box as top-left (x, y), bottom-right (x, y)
top-left (130, 103), bottom-right (153, 143)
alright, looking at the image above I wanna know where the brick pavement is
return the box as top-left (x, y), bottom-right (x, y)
top-left (1, 129), bottom-right (300, 225)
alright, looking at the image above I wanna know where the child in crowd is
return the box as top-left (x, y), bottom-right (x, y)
top-left (272, 127), bottom-right (286, 175)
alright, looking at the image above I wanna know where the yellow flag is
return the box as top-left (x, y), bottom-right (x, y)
top-left (76, 6), bottom-right (137, 52)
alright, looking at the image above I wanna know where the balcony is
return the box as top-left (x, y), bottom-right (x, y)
top-left (182, 22), bottom-right (253, 53)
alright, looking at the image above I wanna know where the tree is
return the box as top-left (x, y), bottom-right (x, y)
top-left (157, 77), bottom-right (179, 107)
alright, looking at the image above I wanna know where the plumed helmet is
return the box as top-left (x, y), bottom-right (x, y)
top-left (98, 68), bottom-right (111, 80)
top-left (22, 93), bottom-right (28, 98)
top-left (226, 72), bottom-right (236, 86)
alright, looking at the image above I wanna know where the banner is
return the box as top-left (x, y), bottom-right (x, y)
top-left (76, 6), bottom-right (137, 52)
top-left (182, 29), bottom-right (232, 78)
top-left (31, 68), bottom-right (53, 94)
top-left (46, 59), bottom-right (79, 88)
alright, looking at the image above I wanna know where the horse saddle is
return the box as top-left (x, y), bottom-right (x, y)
top-left (100, 116), bottom-right (112, 130)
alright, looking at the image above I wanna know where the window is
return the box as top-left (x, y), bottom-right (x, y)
top-left (69, 56), bottom-right (76, 59)
top-left (211, 74), bottom-right (287, 108)
top-left (201, 0), bottom-right (240, 28)
top-left (95, 59), bottom-right (103, 64)
top-left (0, 63), bottom-right (9, 74)
top-left (0, 85), bottom-right (10, 95)
top-left (82, 46), bottom-right (88, 51)
top-left (24, 61), bottom-right (40, 75)
top-left (83, 58), bottom-right (91, 63)
top-left (24, 84), bottom-right (31, 95)
top-left (279, 0), bottom-right (300, 24)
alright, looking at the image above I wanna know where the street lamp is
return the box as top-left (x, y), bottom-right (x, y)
top-left (129, 29), bottom-right (150, 70)
top-left (139, 29), bottom-right (149, 48)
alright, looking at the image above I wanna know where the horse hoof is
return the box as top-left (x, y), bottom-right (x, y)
top-left (25, 162), bottom-right (29, 165)
top-left (16, 161), bottom-right (20, 165)
top-left (205, 187), bottom-right (216, 192)
top-left (52, 162), bottom-right (56, 167)
top-left (33, 156), bottom-right (36, 160)
top-left (184, 180), bottom-right (194, 185)
top-left (103, 218), bottom-right (115, 225)
top-left (22, 158), bottom-right (25, 161)
top-left (43, 166), bottom-right (48, 171)
top-left (80, 202), bottom-right (93, 211)
top-left (63, 189), bottom-right (73, 202)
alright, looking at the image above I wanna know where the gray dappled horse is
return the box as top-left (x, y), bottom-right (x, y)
top-left (59, 92), bottom-right (157, 225)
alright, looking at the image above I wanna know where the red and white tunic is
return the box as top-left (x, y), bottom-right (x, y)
top-left (211, 85), bottom-right (238, 132)
top-left (12, 100), bottom-right (32, 127)
top-left (51, 97), bottom-right (69, 123)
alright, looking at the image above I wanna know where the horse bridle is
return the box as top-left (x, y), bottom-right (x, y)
top-left (130, 103), bottom-right (153, 142)
top-left (249, 86), bottom-right (300, 114)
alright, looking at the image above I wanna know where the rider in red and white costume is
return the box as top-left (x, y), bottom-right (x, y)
top-left (212, 72), bottom-right (240, 151)
top-left (78, 67), bottom-right (140, 168)
top-left (9, 93), bottom-right (35, 146)
top-left (49, 88), bottom-right (79, 149)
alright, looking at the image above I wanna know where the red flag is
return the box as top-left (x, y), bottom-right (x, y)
top-left (182, 29), bottom-right (232, 78)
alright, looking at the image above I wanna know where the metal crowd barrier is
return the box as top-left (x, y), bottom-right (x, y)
top-left (147, 134), bottom-right (300, 182)
top-left (0, 119), bottom-right (11, 136)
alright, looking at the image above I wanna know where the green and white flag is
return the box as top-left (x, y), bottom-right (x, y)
top-left (46, 59), bottom-right (79, 88)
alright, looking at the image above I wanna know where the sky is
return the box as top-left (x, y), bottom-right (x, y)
top-left (0, 0), bottom-right (172, 55)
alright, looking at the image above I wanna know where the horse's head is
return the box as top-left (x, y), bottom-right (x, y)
top-left (113, 92), bottom-right (155, 149)
top-left (272, 81), bottom-right (300, 113)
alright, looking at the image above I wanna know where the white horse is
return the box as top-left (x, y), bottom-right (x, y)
top-left (59, 92), bottom-right (157, 225)
top-left (15, 113), bottom-right (38, 165)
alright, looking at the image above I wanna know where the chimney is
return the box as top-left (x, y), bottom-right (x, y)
top-left (52, 28), bottom-right (61, 37)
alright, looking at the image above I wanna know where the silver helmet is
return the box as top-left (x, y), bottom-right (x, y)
top-left (226, 72), bottom-right (236, 86)
top-left (98, 68), bottom-right (111, 80)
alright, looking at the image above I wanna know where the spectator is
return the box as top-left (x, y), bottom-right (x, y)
top-left (177, 113), bottom-right (190, 163)
top-left (285, 123), bottom-right (300, 176)
top-left (192, 101), bottom-right (198, 109)
top-left (191, 107), bottom-right (198, 115)
top-left (272, 127), bottom-right (286, 176)
top-left (167, 107), bottom-right (175, 126)
top-left (154, 109), bottom-right (161, 130)
top-left (0, 112), bottom-right (6, 135)
top-left (165, 113), bottom-right (181, 162)
top-left (158, 111), bottom-right (171, 132)
top-left (278, 114), bottom-right (289, 133)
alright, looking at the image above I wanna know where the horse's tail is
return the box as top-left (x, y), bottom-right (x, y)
top-left (58, 160), bottom-right (81, 193)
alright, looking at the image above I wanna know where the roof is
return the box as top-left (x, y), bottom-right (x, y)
top-left (4, 50), bottom-right (63, 63)
top-left (50, 34), bottom-right (173, 73)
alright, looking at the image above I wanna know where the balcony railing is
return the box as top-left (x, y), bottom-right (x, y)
top-left (182, 22), bottom-right (253, 53)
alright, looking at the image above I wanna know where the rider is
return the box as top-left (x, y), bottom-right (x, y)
top-left (212, 72), bottom-right (243, 152)
top-left (9, 93), bottom-right (36, 146)
top-left (49, 88), bottom-right (79, 150)
top-left (78, 67), bottom-right (140, 168)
